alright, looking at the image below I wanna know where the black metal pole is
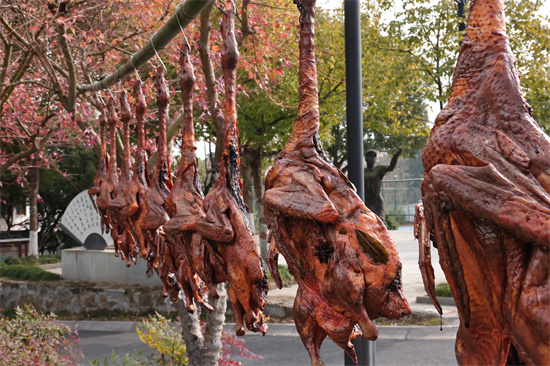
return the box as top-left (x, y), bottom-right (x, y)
top-left (344, 1), bottom-right (374, 365)
top-left (344, 0), bottom-right (365, 201)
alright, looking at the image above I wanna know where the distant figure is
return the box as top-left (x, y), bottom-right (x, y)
top-left (364, 148), bottom-right (402, 221)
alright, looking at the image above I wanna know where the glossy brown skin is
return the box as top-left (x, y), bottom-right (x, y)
top-left (163, 45), bottom-right (221, 312)
top-left (134, 67), bottom-right (174, 299)
top-left (415, 0), bottom-right (550, 364)
top-left (95, 97), bottom-right (120, 239)
top-left (88, 106), bottom-right (109, 232)
top-left (121, 82), bottom-right (150, 261)
top-left (263, 2), bottom-right (410, 365)
top-left (199, 2), bottom-right (269, 336)
top-left (108, 90), bottom-right (137, 266)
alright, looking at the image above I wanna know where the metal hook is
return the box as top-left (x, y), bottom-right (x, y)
top-left (217, 1), bottom-right (236, 17)
top-left (97, 92), bottom-right (106, 106)
top-left (216, 2), bottom-right (228, 16)
top-left (151, 33), bottom-right (167, 72)
top-left (108, 87), bottom-right (115, 100)
top-left (130, 54), bottom-right (143, 83)
top-left (176, 4), bottom-right (190, 51)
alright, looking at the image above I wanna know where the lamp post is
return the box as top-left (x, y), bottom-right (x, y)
top-left (456, 0), bottom-right (468, 32)
top-left (344, 1), bottom-right (374, 364)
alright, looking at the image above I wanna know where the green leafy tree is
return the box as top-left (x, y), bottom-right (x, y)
top-left (505, 0), bottom-right (550, 131)
top-left (384, 0), bottom-right (549, 132)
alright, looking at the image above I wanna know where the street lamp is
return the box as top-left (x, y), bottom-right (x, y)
top-left (455, 0), bottom-right (468, 31)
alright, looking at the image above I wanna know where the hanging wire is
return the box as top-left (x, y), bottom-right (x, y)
top-left (80, 0), bottom-right (210, 92)
top-left (151, 32), bottom-right (167, 72)
top-left (176, 3), bottom-right (191, 51)
top-left (97, 91), bottom-right (106, 106)
top-left (130, 54), bottom-right (143, 83)
top-left (217, 1), bottom-right (236, 17)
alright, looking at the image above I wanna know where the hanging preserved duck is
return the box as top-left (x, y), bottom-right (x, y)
top-left (197, 1), bottom-right (269, 336)
top-left (263, 1), bottom-right (411, 364)
top-left (415, 0), bottom-right (550, 364)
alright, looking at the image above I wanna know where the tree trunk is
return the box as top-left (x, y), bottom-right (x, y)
top-left (176, 302), bottom-right (204, 366)
top-left (28, 165), bottom-right (39, 258)
top-left (198, 1), bottom-right (225, 169)
top-left (248, 147), bottom-right (268, 259)
top-left (201, 283), bottom-right (227, 365)
top-left (240, 157), bottom-right (256, 233)
top-left (176, 283), bottom-right (227, 366)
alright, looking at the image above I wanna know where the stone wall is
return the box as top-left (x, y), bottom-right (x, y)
top-left (0, 279), bottom-right (176, 315)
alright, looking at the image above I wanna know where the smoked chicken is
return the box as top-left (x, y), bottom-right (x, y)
top-left (198, 1), bottom-right (269, 336)
top-left (415, 0), bottom-right (550, 364)
top-left (263, 1), bottom-right (411, 365)
top-left (162, 44), bottom-right (220, 313)
top-left (108, 90), bottom-right (138, 266)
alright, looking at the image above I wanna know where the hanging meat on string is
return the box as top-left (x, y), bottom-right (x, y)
top-left (118, 81), bottom-right (150, 261)
top-left (197, 1), bottom-right (268, 336)
top-left (132, 66), bottom-right (179, 300)
top-left (263, 1), bottom-right (411, 364)
top-left (415, 0), bottom-right (550, 364)
top-left (95, 97), bottom-right (120, 242)
top-left (162, 43), bottom-right (219, 313)
top-left (108, 90), bottom-right (138, 266)
top-left (88, 105), bottom-right (109, 233)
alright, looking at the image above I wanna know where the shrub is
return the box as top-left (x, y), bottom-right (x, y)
top-left (0, 257), bottom-right (61, 281)
top-left (266, 265), bottom-right (296, 288)
top-left (136, 313), bottom-right (188, 365)
top-left (435, 282), bottom-right (453, 297)
top-left (0, 305), bottom-right (83, 365)
top-left (384, 216), bottom-right (400, 230)
top-left (96, 313), bottom-right (263, 366)
top-left (38, 254), bottom-right (62, 264)
top-left (0, 264), bottom-right (60, 281)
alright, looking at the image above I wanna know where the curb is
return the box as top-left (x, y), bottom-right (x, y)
top-left (62, 321), bottom-right (458, 340)
top-left (416, 296), bottom-right (456, 306)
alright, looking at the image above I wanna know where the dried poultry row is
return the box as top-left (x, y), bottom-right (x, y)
top-left (87, 1), bottom-right (268, 337)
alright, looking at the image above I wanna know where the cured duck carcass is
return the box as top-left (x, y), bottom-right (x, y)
top-left (162, 44), bottom-right (221, 313)
top-left (132, 66), bottom-right (178, 299)
top-left (108, 90), bottom-right (138, 266)
top-left (414, 0), bottom-right (550, 364)
top-left (87, 105), bottom-right (109, 233)
top-left (263, 1), bottom-right (411, 364)
top-left (95, 97), bottom-right (120, 239)
top-left (197, 1), bottom-right (269, 336)
top-left (117, 81), bottom-right (150, 262)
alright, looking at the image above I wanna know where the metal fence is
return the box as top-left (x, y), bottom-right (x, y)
top-left (381, 178), bottom-right (423, 224)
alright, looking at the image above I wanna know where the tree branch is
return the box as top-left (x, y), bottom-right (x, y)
top-left (199, 0), bottom-right (225, 166)
top-left (79, 0), bottom-right (212, 92)
top-left (0, 42), bottom-right (12, 94)
top-left (0, 16), bottom-right (30, 48)
top-left (0, 129), bottom-right (54, 176)
top-left (33, 46), bottom-right (66, 103)
top-left (0, 51), bottom-right (34, 116)
top-left (56, 24), bottom-right (77, 112)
